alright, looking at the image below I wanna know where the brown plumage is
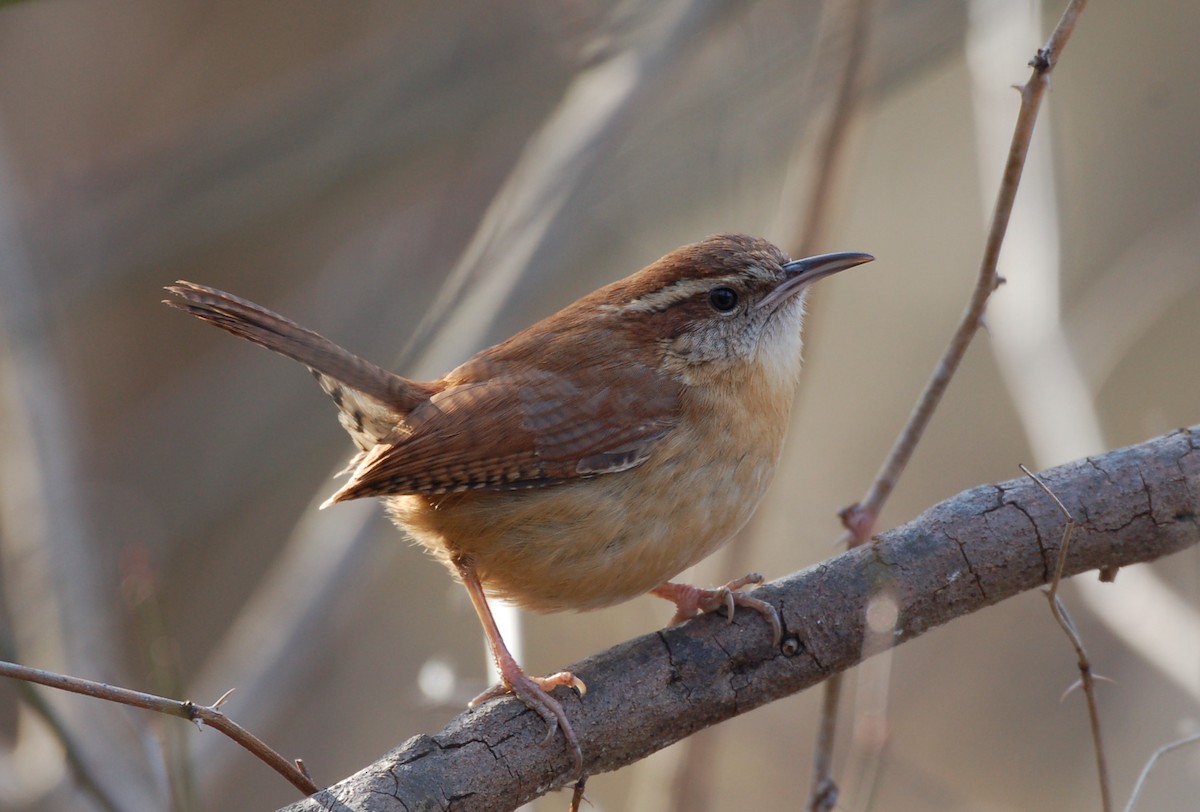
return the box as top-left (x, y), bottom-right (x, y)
top-left (165, 233), bottom-right (873, 776)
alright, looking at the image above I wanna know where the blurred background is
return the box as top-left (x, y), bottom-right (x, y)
top-left (0, 0), bottom-right (1197, 810)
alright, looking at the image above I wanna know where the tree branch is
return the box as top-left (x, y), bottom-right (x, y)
top-left (0, 660), bottom-right (318, 797)
top-left (279, 424), bottom-right (1199, 812)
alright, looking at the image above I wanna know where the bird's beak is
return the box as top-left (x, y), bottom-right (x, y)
top-left (756, 251), bottom-right (875, 311)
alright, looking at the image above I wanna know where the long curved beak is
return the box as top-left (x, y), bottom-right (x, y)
top-left (757, 251), bottom-right (875, 311)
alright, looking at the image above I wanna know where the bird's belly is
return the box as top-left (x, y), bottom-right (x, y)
top-left (385, 428), bottom-right (780, 613)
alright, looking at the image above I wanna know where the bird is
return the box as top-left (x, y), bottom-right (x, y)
top-left (164, 233), bottom-right (873, 776)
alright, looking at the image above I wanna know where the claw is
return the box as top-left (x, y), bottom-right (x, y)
top-left (651, 572), bottom-right (783, 646)
top-left (472, 669), bottom-right (584, 767)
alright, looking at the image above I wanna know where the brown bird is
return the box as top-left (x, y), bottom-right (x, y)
top-left (165, 233), bottom-right (872, 775)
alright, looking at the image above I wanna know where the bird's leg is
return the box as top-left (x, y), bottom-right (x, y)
top-left (651, 572), bottom-right (782, 646)
top-left (452, 554), bottom-right (585, 775)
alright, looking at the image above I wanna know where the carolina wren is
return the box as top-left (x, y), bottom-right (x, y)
top-left (165, 234), bottom-right (872, 775)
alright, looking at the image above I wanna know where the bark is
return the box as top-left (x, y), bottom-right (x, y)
top-left (280, 425), bottom-right (1199, 812)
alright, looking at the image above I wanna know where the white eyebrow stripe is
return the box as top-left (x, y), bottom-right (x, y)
top-left (610, 267), bottom-right (773, 313)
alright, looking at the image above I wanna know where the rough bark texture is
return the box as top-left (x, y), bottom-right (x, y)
top-left (280, 425), bottom-right (1199, 812)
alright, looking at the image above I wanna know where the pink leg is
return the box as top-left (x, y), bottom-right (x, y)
top-left (453, 555), bottom-right (585, 775)
top-left (651, 572), bottom-right (782, 645)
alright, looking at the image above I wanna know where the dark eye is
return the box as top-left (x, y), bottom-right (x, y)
top-left (708, 286), bottom-right (739, 313)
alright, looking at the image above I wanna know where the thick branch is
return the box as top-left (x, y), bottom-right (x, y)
top-left (280, 425), bottom-right (1199, 812)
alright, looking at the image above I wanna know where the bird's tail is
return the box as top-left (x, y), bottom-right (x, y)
top-left (165, 281), bottom-right (432, 449)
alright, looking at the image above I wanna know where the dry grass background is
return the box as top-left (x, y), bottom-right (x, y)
top-left (0, 1), bottom-right (1196, 810)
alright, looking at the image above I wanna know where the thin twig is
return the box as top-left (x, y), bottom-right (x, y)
top-left (1018, 463), bottom-right (1074, 600)
top-left (840, 0), bottom-right (1089, 545)
top-left (1020, 464), bottom-right (1112, 812)
top-left (0, 660), bottom-right (319, 797)
top-left (808, 0), bottom-right (1090, 806)
top-left (569, 773), bottom-right (589, 812)
top-left (1124, 732), bottom-right (1200, 812)
top-left (1047, 595), bottom-right (1111, 812)
top-left (807, 673), bottom-right (843, 811)
top-left (0, 640), bottom-right (123, 812)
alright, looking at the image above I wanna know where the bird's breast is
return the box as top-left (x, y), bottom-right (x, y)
top-left (386, 381), bottom-right (793, 613)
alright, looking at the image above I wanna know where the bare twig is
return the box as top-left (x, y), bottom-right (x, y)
top-left (1021, 464), bottom-right (1112, 812)
top-left (1124, 732), bottom-right (1200, 812)
top-left (1019, 463), bottom-right (1075, 599)
top-left (808, 0), bottom-right (1090, 806)
top-left (1047, 595), bottom-right (1112, 812)
top-left (569, 774), bottom-right (589, 812)
top-left (0, 640), bottom-right (122, 812)
top-left (0, 660), bottom-right (318, 797)
top-left (839, 0), bottom-right (1089, 544)
top-left (807, 674), bottom-right (843, 811)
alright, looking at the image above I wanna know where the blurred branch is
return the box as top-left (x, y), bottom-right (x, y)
top-left (278, 424), bottom-right (1199, 812)
top-left (1066, 200), bottom-right (1200, 392)
top-left (0, 135), bottom-right (147, 806)
top-left (0, 660), bottom-right (318, 798)
top-left (784, 0), bottom-right (876, 257)
top-left (25, 11), bottom-right (550, 298)
top-left (398, 0), bottom-right (736, 373)
top-left (1124, 732), bottom-right (1200, 812)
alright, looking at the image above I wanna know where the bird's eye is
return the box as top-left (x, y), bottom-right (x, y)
top-left (708, 286), bottom-right (739, 313)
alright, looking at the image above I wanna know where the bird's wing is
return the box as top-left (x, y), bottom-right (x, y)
top-left (323, 363), bottom-right (681, 502)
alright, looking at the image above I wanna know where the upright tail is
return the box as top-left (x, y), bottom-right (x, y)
top-left (165, 281), bottom-right (434, 450)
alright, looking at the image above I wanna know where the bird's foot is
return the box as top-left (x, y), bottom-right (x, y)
top-left (471, 667), bottom-right (586, 775)
top-left (453, 553), bottom-right (586, 776)
top-left (652, 572), bottom-right (783, 646)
